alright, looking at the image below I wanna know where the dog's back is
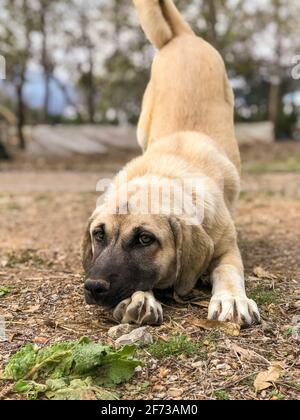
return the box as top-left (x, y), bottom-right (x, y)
top-left (134, 0), bottom-right (240, 170)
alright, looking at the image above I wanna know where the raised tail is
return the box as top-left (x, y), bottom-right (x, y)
top-left (133, 0), bottom-right (194, 49)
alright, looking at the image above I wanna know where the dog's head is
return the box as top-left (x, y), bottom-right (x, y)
top-left (82, 208), bottom-right (214, 308)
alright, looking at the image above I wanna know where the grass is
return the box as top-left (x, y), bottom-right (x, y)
top-left (34, 194), bottom-right (52, 203)
top-left (244, 157), bottom-right (300, 174)
top-left (269, 391), bottom-right (285, 400)
top-left (287, 381), bottom-right (300, 391)
top-left (147, 334), bottom-right (201, 359)
top-left (0, 286), bottom-right (12, 297)
top-left (7, 202), bottom-right (22, 211)
top-left (6, 250), bottom-right (46, 268)
top-left (249, 290), bottom-right (278, 306)
top-left (214, 390), bottom-right (230, 400)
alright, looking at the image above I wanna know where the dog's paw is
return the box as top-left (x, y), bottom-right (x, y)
top-left (208, 293), bottom-right (260, 326)
top-left (113, 291), bottom-right (163, 325)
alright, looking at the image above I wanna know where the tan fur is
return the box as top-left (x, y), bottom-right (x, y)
top-left (82, 0), bottom-right (260, 325)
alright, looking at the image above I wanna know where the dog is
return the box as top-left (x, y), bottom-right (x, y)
top-left (82, 0), bottom-right (260, 326)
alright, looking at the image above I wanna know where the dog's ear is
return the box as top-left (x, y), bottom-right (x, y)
top-left (82, 219), bottom-right (93, 273)
top-left (169, 217), bottom-right (214, 296)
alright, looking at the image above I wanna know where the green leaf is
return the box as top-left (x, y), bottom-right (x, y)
top-left (0, 286), bottom-right (12, 297)
top-left (2, 337), bottom-right (141, 400)
top-left (3, 344), bottom-right (37, 380)
top-left (46, 378), bottom-right (118, 401)
top-left (93, 346), bottom-right (141, 387)
top-left (14, 380), bottom-right (47, 400)
top-left (72, 342), bottom-right (111, 375)
top-left (34, 342), bottom-right (74, 379)
top-left (95, 357), bottom-right (141, 387)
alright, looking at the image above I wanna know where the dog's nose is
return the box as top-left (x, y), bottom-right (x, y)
top-left (84, 279), bottom-right (110, 294)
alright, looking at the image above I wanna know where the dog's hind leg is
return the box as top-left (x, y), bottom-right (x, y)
top-left (137, 82), bottom-right (154, 151)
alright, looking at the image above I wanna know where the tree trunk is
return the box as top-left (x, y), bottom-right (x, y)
top-left (268, 0), bottom-right (282, 139)
top-left (16, 72), bottom-right (26, 150)
top-left (206, 0), bottom-right (218, 48)
top-left (268, 79), bottom-right (281, 136)
top-left (41, 4), bottom-right (51, 123)
top-left (14, 0), bottom-right (31, 150)
top-left (87, 46), bottom-right (95, 123)
top-left (0, 128), bottom-right (10, 160)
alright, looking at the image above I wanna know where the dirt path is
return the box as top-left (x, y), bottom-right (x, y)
top-left (0, 147), bottom-right (299, 400)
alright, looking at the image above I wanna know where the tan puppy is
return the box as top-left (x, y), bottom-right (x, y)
top-left (82, 0), bottom-right (260, 326)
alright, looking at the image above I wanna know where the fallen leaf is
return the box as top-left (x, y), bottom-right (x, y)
top-left (34, 337), bottom-right (48, 344)
top-left (192, 319), bottom-right (240, 337)
top-left (254, 362), bottom-right (284, 392)
top-left (231, 344), bottom-right (268, 364)
top-left (158, 367), bottom-right (170, 378)
top-left (253, 266), bottom-right (277, 280)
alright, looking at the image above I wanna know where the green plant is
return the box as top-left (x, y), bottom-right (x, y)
top-left (214, 390), bottom-right (230, 400)
top-left (147, 334), bottom-right (200, 359)
top-left (249, 290), bottom-right (278, 306)
top-left (0, 286), bottom-right (12, 297)
top-left (1, 337), bottom-right (141, 400)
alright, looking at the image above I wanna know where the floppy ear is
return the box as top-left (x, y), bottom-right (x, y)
top-left (169, 217), bottom-right (214, 297)
top-left (82, 220), bottom-right (93, 273)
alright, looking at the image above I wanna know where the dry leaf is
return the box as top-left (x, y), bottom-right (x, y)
top-left (159, 367), bottom-right (170, 378)
top-left (231, 344), bottom-right (268, 364)
top-left (192, 319), bottom-right (240, 337)
top-left (254, 362), bottom-right (284, 392)
top-left (253, 266), bottom-right (277, 280)
top-left (34, 336), bottom-right (48, 344)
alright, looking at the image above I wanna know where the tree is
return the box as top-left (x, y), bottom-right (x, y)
top-left (0, 0), bottom-right (36, 149)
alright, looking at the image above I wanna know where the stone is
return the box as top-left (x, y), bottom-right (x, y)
top-left (108, 323), bottom-right (136, 340)
top-left (168, 388), bottom-right (183, 398)
top-left (115, 326), bottom-right (153, 347)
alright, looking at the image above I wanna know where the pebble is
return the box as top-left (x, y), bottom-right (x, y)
top-left (108, 323), bottom-right (136, 340)
top-left (216, 363), bottom-right (231, 370)
top-left (34, 337), bottom-right (48, 344)
top-left (191, 361), bottom-right (203, 369)
top-left (152, 384), bottom-right (164, 392)
top-left (115, 326), bottom-right (153, 347)
top-left (168, 388), bottom-right (183, 398)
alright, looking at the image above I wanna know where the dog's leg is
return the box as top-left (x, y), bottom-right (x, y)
top-left (208, 244), bottom-right (260, 326)
top-left (113, 291), bottom-right (163, 325)
top-left (137, 82), bottom-right (154, 151)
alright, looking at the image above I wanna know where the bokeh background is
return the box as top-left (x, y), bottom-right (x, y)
top-left (0, 0), bottom-right (300, 162)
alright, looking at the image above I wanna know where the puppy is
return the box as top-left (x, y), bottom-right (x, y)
top-left (82, 0), bottom-right (260, 326)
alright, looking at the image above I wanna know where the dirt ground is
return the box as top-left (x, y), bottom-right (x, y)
top-left (0, 142), bottom-right (299, 400)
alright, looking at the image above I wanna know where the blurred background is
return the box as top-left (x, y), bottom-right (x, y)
top-left (1, 3), bottom-right (299, 399)
top-left (0, 0), bottom-right (300, 166)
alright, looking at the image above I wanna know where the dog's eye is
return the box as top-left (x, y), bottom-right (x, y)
top-left (139, 234), bottom-right (154, 246)
top-left (93, 227), bottom-right (105, 243)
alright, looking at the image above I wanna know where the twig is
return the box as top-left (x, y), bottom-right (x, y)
top-left (276, 381), bottom-right (300, 392)
top-left (214, 372), bottom-right (259, 392)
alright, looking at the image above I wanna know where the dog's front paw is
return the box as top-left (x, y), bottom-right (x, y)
top-left (208, 293), bottom-right (260, 326)
top-left (113, 291), bottom-right (163, 325)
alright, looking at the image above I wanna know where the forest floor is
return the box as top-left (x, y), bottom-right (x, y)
top-left (0, 141), bottom-right (299, 400)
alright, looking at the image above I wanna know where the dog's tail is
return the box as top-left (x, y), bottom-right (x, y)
top-left (133, 0), bottom-right (194, 50)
